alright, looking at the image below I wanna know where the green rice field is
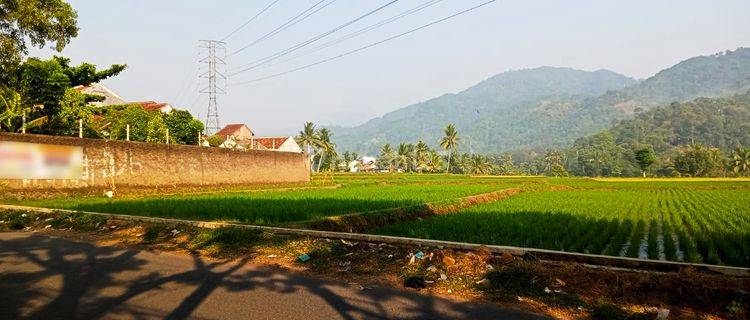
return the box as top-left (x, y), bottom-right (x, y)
top-left (4, 174), bottom-right (750, 267)
top-left (373, 188), bottom-right (750, 267)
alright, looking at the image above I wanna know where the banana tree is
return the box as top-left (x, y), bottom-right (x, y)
top-left (0, 90), bottom-right (46, 133)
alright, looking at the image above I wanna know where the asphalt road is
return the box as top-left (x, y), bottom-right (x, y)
top-left (0, 232), bottom-right (549, 320)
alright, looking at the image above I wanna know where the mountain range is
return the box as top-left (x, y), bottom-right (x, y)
top-left (330, 47), bottom-right (750, 154)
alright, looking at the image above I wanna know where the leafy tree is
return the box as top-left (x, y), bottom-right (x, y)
top-left (54, 88), bottom-right (94, 137)
top-left (8, 56), bottom-right (126, 134)
top-left (673, 144), bottom-right (724, 177)
top-left (490, 154), bottom-right (516, 175)
top-left (634, 147), bottom-right (656, 177)
top-left (731, 147), bottom-right (750, 176)
top-left (544, 150), bottom-right (569, 177)
top-left (440, 124), bottom-right (459, 173)
top-left (145, 114), bottom-right (167, 143)
top-left (206, 134), bottom-right (224, 147)
top-left (0, 0), bottom-right (78, 78)
top-left (164, 109), bottom-right (203, 145)
top-left (98, 105), bottom-right (152, 142)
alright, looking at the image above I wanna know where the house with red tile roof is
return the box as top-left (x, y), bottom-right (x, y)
top-left (131, 101), bottom-right (174, 114)
top-left (252, 136), bottom-right (302, 153)
top-left (214, 124), bottom-right (254, 141)
top-left (75, 83), bottom-right (174, 114)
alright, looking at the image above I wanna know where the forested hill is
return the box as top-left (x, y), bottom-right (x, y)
top-left (330, 67), bottom-right (637, 154)
top-left (577, 90), bottom-right (750, 154)
top-left (565, 91), bottom-right (750, 177)
top-left (331, 48), bottom-right (750, 155)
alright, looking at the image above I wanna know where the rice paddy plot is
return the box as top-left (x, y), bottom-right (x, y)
top-left (12, 183), bottom-right (513, 225)
top-left (372, 188), bottom-right (750, 267)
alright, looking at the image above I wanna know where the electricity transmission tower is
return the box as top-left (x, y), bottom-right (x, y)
top-left (198, 40), bottom-right (226, 135)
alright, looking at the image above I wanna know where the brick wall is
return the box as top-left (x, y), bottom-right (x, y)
top-left (0, 133), bottom-right (310, 190)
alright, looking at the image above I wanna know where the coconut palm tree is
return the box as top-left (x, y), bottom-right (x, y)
top-left (440, 124), bottom-right (459, 173)
top-left (467, 154), bottom-right (493, 175)
top-left (732, 147), bottom-right (750, 176)
top-left (315, 128), bottom-right (336, 172)
top-left (379, 143), bottom-right (395, 172)
top-left (295, 122), bottom-right (323, 172)
top-left (426, 150), bottom-right (444, 173)
top-left (414, 140), bottom-right (430, 172)
top-left (396, 143), bottom-right (414, 172)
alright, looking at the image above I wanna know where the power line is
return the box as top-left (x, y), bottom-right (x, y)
top-left (221, 0), bottom-right (282, 41)
top-left (252, 0), bottom-right (445, 72)
top-left (233, 0), bottom-right (497, 86)
top-left (229, 0), bottom-right (400, 76)
top-left (229, 0), bottom-right (332, 57)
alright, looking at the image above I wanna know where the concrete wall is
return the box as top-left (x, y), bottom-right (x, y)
top-left (0, 133), bottom-right (310, 190)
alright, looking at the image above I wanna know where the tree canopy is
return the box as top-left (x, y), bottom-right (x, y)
top-left (0, 0), bottom-right (79, 78)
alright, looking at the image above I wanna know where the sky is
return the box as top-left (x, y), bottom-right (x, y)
top-left (31, 0), bottom-right (750, 136)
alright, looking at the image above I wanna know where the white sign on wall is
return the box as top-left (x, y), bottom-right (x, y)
top-left (0, 141), bottom-right (83, 179)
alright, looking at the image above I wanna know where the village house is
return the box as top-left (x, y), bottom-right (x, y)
top-left (253, 137), bottom-right (303, 153)
top-left (74, 83), bottom-right (126, 106)
top-left (214, 124), bottom-right (255, 141)
top-left (75, 83), bottom-right (173, 114)
top-left (212, 124), bottom-right (302, 153)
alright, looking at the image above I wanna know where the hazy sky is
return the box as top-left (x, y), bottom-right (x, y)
top-left (31, 0), bottom-right (750, 135)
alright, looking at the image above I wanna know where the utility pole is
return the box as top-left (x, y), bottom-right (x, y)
top-left (198, 40), bottom-right (226, 136)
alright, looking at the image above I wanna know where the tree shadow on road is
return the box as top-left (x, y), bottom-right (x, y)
top-left (0, 232), bottom-right (548, 320)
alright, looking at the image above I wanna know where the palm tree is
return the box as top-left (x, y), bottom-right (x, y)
top-left (396, 143), bottom-right (414, 172)
top-left (467, 154), bottom-right (493, 175)
top-left (732, 147), bottom-right (750, 176)
top-left (440, 124), bottom-right (459, 173)
top-left (295, 122), bottom-right (322, 171)
top-left (315, 128), bottom-right (336, 172)
top-left (426, 150), bottom-right (444, 173)
top-left (414, 140), bottom-right (430, 172)
top-left (379, 143), bottom-right (395, 172)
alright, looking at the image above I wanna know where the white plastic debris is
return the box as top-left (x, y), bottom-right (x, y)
top-left (440, 273), bottom-right (447, 281)
top-left (544, 287), bottom-right (551, 293)
top-left (170, 229), bottom-right (180, 236)
top-left (485, 264), bottom-right (495, 271)
top-left (476, 278), bottom-right (490, 286)
top-left (267, 254), bottom-right (278, 258)
top-left (44, 225), bottom-right (52, 229)
top-left (656, 308), bottom-right (670, 320)
top-left (105, 190), bottom-right (114, 198)
top-left (21, 213), bottom-right (27, 217)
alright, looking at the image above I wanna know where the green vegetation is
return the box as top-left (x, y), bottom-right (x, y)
top-left (5, 174), bottom-right (750, 268)
top-left (373, 183), bottom-right (750, 267)
top-left (11, 182), bottom-right (512, 225)
top-left (332, 48), bottom-right (750, 154)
